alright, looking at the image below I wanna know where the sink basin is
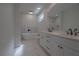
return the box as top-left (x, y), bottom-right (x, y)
top-left (51, 31), bottom-right (67, 36)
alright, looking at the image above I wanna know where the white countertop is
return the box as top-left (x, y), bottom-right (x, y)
top-left (41, 31), bottom-right (79, 41)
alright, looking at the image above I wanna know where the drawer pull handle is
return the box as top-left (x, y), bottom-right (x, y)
top-left (58, 45), bottom-right (60, 48)
top-left (60, 46), bottom-right (63, 49)
top-left (47, 47), bottom-right (49, 50)
top-left (46, 40), bottom-right (50, 42)
top-left (58, 45), bottom-right (63, 49)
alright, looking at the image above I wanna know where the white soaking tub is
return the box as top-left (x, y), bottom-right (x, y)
top-left (21, 33), bottom-right (40, 40)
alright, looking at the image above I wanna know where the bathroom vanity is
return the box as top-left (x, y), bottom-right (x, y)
top-left (39, 3), bottom-right (79, 56)
top-left (40, 31), bottom-right (79, 56)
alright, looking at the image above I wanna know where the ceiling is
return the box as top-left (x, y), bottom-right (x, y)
top-left (18, 3), bottom-right (51, 15)
top-left (48, 3), bottom-right (79, 17)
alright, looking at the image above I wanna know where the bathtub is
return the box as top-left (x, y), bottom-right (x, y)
top-left (21, 33), bottom-right (40, 40)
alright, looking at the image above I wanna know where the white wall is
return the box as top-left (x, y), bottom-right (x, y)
top-left (48, 4), bottom-right (79, 32)
top-left (0, 3), bottom-right (22, 56)
top-left (62, 6), bottom-right (79, 31)
top-left (21, 14), bottom-right (38, 33)
top-left (0, 4), bottom-right (15, 56)
top-left (14, 4), bottom-right (22, 48)
top-left (37, 9), bottom-right (50, 32)
top-left (37, 4), bottom-right (57, 32)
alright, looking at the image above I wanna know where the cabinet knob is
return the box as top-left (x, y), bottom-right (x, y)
top-left (46, 40), bottom-right (50, 43)
top-left (58, 45), bottom-right (63, 49)
top-left (60, 46), bottom-right (63, 49)
top-left (47, 47), bottom-right (49, 50)
top-left (58, 45), bottom-right (60, 48)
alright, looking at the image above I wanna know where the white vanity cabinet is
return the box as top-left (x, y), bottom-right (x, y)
top-left (40, 33), bottom-right (79, 56)
top-left (63, 38), bottom-right (79, 56)
top-left (48, 41), bottom-right (64, 56)
top-left (40, 33), bottom-right (64, 56)
top-left (46, 35), bottom-right (64, 56)
top-left (63, 46), bottom-right (79, 56)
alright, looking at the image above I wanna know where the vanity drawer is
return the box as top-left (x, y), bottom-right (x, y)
top-left (51, 35), bottom-right (64, 44)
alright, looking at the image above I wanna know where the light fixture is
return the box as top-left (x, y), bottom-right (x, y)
top-left (28, 11), bottom-right (33, 14)
top-left (37, 8), bottom-right (40, 10)
top-left (56, 14), bottom-right (58, 17)
top-left (24, 10), bottom-right (26, 12)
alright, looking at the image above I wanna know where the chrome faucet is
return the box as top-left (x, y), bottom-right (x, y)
top-left (68, 28), bottom-right (73, 35)
top-left (66, 28), bottom-right (79, 36)
top-left (73, 28), bottom-right (79, 36)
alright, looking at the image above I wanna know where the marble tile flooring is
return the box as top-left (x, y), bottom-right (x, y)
top-left (14, 39), bottom-right (48, 56)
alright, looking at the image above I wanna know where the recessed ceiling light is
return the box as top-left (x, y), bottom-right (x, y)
top-left (24, 10), bottom-right (26, 11)
top-left (28, 11), bottom-right (33, 14)
top-left (56, 14), bottom-right (58, 16)
top-left (37, 8), bottom-right (40, 10)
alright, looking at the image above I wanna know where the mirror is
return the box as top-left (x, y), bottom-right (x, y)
top-left (47, 4), bottom-right (79, 32)
top-left (48, 11), bottom-right (63, 32)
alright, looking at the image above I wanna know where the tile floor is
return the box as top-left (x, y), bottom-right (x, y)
top-left (14, 39), bottom-right (48, 56)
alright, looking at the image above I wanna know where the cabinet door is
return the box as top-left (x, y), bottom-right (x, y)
top-left (63, 46), bottom-right (79, 56)
top-left (47, 41), bottom-right (63, 56)
top-left (63, 38), bottom-right (79, 52)
top-left (40, 34), bottom-right (64, 56)
top-left (40, 38), bottom-right (46, 47)
top-left (56, 44), bottom-right (64, 56)
top-left (40, 33), bottom-right (47, 46)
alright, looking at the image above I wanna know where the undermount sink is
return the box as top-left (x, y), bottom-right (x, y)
top-left (51, 31), bottom-right (67, 36)
top-left (50, 31), bottom-right (79, 37)
top-left (60, 33), bottom-right (67, 35)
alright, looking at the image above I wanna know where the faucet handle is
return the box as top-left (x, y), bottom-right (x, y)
top-left (68, 28), bottom-right (73, 35)
top-left (73, 28), bottom-right (77, 32)
top-left (73, 28), bottom-right (78, 36)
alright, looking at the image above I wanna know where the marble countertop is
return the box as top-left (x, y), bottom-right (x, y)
top-left (41, 31), bottom-right (79, 41)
